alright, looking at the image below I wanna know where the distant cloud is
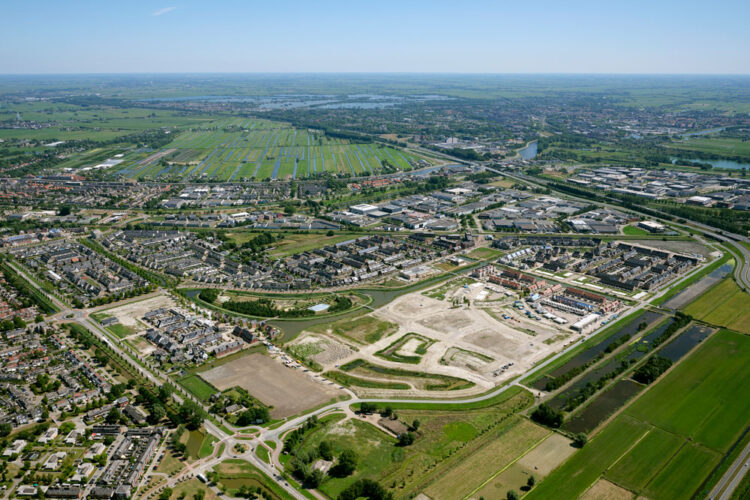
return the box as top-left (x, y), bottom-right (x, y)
top-left (152, 6), bottom-right (176, 16)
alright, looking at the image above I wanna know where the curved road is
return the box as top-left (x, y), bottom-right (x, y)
top-left (6, 167), bottom-right (749, 498)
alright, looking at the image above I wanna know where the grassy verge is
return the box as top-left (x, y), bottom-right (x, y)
top-left (652, 250), bottom-right (732, 306)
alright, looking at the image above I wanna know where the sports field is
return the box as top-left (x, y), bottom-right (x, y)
top-left (528, 329), bottom-right (750, 500)
top-left (108, 117), bottom-right (433, 180)
top-left (684, 277), bottom-right (750, 334)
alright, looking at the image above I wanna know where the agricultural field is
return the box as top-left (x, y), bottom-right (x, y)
top-left (666, 136), bottom-right (750, 158)
top-left (528, 329), bottom-right (750, 499)
top-left (104, 117), bottom-right (434, 181)
top-left (684, 277), bottom-right (750, 334)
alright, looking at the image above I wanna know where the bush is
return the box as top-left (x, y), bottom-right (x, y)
top-left (397, 432), bottom-right (415, 447)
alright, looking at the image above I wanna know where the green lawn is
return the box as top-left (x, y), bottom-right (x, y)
top-left (255, 445), bottom-right (270, 464)
top-left (622, 224), bottom-right (650, 235)
top-left (604, 427), bottom-right (685, 491)
top-left (178, 374), bottom-right (219, 401)
top-left (642, 443), bottom-right (720, 500)
top-left (624, 329), bottom-right (750, 453)
top-left (212, 459), bottom-right (294, 500)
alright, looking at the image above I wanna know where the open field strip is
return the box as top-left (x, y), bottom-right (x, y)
top-left (528, 329), bottom-right (750, 500)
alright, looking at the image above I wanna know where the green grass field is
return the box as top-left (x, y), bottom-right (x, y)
top-left (621, 224), bottom-right (650, 235)
top-left (293, 417), bottom-right (396, 499)
top-left (684, 278), bottom-right (750, 334)
top-left (178, 374), bottom-right (219, 401)
top-left (212, 459), bottom-right (294, 500)
top-left (529, 329), bottom-right (750, 499)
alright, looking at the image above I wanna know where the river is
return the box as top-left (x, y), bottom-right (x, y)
top-left (671, 157), bottom-right (750, 170)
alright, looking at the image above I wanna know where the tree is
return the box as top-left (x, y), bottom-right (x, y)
top-left (58, 205), bottom-right (72, 216)
top-left (178, 401), bottom-right (207, 430)
top-left (360, 402), bottom-right (377, 414)
top-left (307, 468), bottom-right (325, 488)
top-left (507, 490), bottom-right (519, 500)
top-left (318, 441), bottom-right (334, 461)
top-left (0, 423), bottom-right (11, 437)
top-left (411, 419), bottom-right (420, 432)
top-left (105, 408), bottom-right (121, 424)
top-left (530, 404), bottom-right (563, 428)
top-left (149, 404), bottom-right (166, 424)
top-left (527, 475), bottom-right (536, 488)
top-left (573, 433), bottom-right (588, 448)
top-left (333, 449), bottom-right (358, 477)
top-left (158, 488), bottom-right (173, 500)
top-left (193, 490), bottom-right (205, 500)
top-left (338, 479), bottom-right (393, 500)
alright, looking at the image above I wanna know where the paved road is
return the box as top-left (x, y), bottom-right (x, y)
top-left (8, 172), bottom-right (750, 498)
top-left (708, 439), bottom-right (750, 500)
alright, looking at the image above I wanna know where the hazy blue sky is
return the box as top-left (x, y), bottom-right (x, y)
top-left (1, 0), bottom-right (748, 74)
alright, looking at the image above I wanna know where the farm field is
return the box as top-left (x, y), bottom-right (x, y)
top-left (684, 277), bottom-right (750, 334)
top-left (106, 117), bottom-right (433, 181)
top-left (528, 329), bottom-right (750, 499)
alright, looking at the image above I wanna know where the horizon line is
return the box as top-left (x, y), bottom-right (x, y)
top-left (1, 71), bottom-right (749, 77)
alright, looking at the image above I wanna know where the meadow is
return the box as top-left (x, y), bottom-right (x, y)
top-left (528, 329), bottom-right (750, 499)
top-left (295, 387), bottom-right (536, 499)
top-left (684, 277), bottom-right (750, 334)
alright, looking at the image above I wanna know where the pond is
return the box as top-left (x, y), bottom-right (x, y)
top-left (546, 317), bottom-right (673, 411)
top-left (519, 141), bottom-right (538, 160)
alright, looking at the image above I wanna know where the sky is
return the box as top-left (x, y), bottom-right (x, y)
top-left (1, 0), bottom-right (749, 74)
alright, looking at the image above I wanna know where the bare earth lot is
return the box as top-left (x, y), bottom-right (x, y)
top-left (98, 293), bottom-right (176, 328)
top-left (200, 353), bottom-right (342, 418)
